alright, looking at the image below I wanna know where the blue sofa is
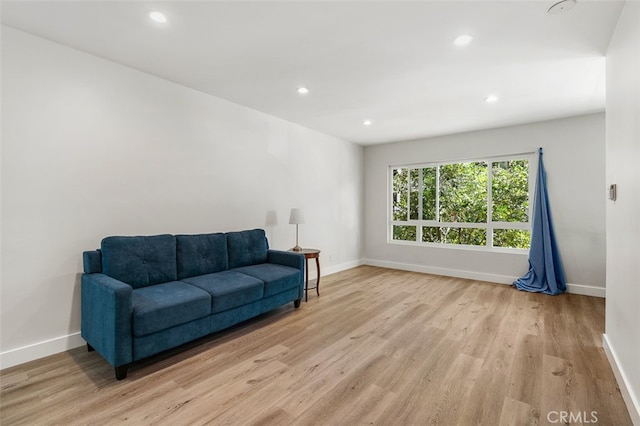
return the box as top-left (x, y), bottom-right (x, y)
top-left (81, 229), bottom-right (304, 379)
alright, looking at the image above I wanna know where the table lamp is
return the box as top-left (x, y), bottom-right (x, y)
top-left (289, 208), bottom-right (305, 252)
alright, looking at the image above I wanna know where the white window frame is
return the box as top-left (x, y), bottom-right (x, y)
top-left (388, 153), bottom-right (537, 253)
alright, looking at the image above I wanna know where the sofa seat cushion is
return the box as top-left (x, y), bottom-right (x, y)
top-left (182, 271), bottom-right (264, 314)
top-left (232, 264), bottom-right (301, 297)
top-left (132, 282), bottom-right (211, 337)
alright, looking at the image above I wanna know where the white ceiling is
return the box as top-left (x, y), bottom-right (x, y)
top-left (0, 1), bottom-right (624, 145)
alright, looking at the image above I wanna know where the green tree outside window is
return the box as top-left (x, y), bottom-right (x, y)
top-left (391, 157), bottom-right (531, 248)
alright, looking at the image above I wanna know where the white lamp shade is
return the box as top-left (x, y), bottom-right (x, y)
top-left (289, 208), bottom-right (305, 225)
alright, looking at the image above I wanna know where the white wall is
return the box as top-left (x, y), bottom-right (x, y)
top-left (0, 26), bottom-right (363, 368)
top-left (363, 114), bottom-right (606, 295)
top-left (603, 1), bottom-right (640, 423)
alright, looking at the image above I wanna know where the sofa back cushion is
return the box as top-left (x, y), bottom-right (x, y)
top-left (227, 229), bottom-right (268, 269)
top-left (101, 234), bottom-right (177, 289)
top-left (176, 233), bottom-right (228, 280)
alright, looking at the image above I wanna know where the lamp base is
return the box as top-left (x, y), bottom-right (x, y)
top-left (291, 245), bottom-right (302, 252)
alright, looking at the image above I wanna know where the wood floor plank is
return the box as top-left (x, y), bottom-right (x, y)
top-left (507, 333), bottom-right (545, 408)
top-left (0, 266), bottom-right (632, 425)
top-left (275, 333), bottom-right (388, 418)
top-left (539, 354), bottom-right (576, 423)
top-left (417, 353), bottom-right (484, 425)
top-left (459, 369), bottom-right (511, 425)
top-left (499, 397), bottom-right (541, 426)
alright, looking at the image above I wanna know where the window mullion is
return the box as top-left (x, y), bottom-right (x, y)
top-left (418, 168), bottom-right (423, 220)
top-left (418, 168), bottom-right (423, 242)
top-left (435, 165), bottom-right (440, 223)
top-left (487, 162), bottom-right (493, 248)
top-left (406, 168), bottom-right (410, 221)
top-left (389, 168), bottom-right (394, 239)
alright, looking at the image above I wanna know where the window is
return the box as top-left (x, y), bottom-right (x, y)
top-left (390, 155), bottom-right (533, 250)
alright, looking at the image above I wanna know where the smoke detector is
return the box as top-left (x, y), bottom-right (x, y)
top-left (548, 0), bottom-right (576, 14)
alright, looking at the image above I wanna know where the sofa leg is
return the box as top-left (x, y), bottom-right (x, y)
top-left (294, 299), bottom-right (301, 308)
top-left (115, 365), bottom-right (129, 380)
top-left (87, 343), bottom-right (95, 352)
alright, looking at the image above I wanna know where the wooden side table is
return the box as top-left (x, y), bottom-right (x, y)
top-left (296, 248), bottom-right (321, 302)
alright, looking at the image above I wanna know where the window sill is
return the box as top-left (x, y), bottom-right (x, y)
top-left (387, 238), bottom-right (529, 255)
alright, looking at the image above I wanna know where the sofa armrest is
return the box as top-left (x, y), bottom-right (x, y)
top-left (268, 250), bottom-right (305, 300)
top-left (81, 273), bottom-right (133, 368)
top-left (83, 250), bottom-right (102, 273)
top-left (267, 249), bottom-right (304, 271)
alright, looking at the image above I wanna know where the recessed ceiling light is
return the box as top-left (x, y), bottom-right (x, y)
top-left (363, 120), bottom-right (373, 126)
top-left (485, 95), bottom-right (499, 103)
top-left (149, 11), bottom-right (168, 24)
top-left (547, 0), bottom-right (576, 15)
top-left (297, 87), bottom-right (309, 95)
top-left (453, 34), bottom-right (474, 47)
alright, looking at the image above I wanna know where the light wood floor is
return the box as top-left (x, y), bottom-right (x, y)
top-left (1, 266), bottom-right (632, 425)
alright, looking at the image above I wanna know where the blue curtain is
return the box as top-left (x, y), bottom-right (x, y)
top-left (514, 148), bottom-right (566, 295)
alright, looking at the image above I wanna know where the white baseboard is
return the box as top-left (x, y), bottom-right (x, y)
top-left (362, 258), bottom-right (605, 298)
top-left (565, 283), bottom-right (606, 298)
top-left (364, 258), bottom-right (516, 284)
top-left (322, 258), bottom-right (364, 278)
top-left (0, 332), bottom-right (85, 370)
top-left (603, 334), bottom-right (640, 425)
